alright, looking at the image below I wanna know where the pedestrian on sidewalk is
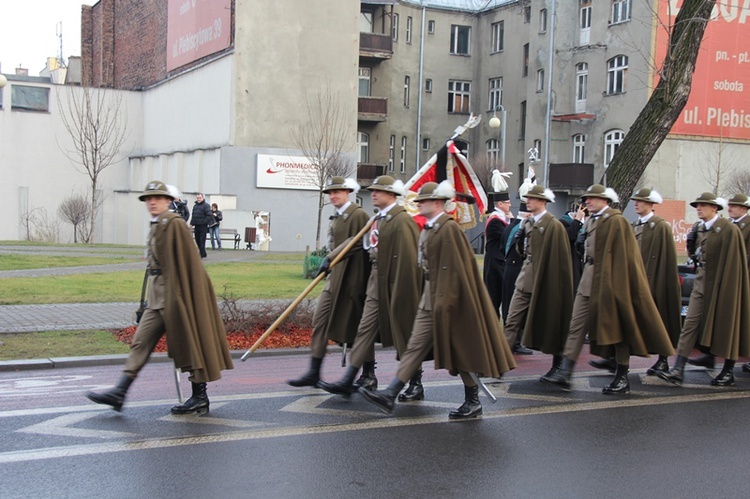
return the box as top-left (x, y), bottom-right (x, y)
top-left (209, 203), bottom-right (223, 250)
top-left (86, 181), bottom-right (233, 415)
top-left (190, 193), bottom-right (212, 258)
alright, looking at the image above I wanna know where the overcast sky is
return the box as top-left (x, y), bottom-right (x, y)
top-left (0, 0), bottom-right (98, 75)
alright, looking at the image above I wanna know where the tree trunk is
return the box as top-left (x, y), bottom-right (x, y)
top-left (604, 0), bottom-right (716, 209)
top-left (315, 190), bottom-right (324, 249)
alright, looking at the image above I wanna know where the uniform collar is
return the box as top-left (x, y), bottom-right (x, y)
top-left (336, 201), bottom-right (352, 216)
top-left (703, 214), bottom-right (719, 230)
top-left (425, 212), bottom-right (443, 228)
top-left (378, 202), bottom-right (398, 218)
top-left (639, 212), bottom-right (654, 224)
top-left (532, 210), bottom-right (547, 224)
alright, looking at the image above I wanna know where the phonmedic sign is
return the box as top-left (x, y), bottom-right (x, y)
top-left (167, 0), bottom-right (231, 72)
top-left (654, 0), bottom-right (750, 140)
top-left (256, 154), bottom-right (320, 191)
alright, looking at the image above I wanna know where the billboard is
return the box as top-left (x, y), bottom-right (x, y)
top-left (654, 0), bottom-right (750, 140)
top-left (256, 154), bottom-right (320, 191)
top-left (167, 0), bottom-right (232, 72)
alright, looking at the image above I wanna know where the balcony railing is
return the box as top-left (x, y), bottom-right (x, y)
top-left (357, 163), bottom-right (385, 185)
top-left (358, 96), bottom-right (387, 121)
top-left (548, 163), bottom-right (594, 192)
top-left (359, 33), bottom-right (393, 59)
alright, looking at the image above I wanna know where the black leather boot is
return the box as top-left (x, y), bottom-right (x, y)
top-left (359, 378), bottom-right (406, 415)
top-left (398, 369), bottom-right (424, 402)
top-left (540, 355), bottom-right (562, 381)
top-left (687, 353), bottom-right (715, 369)
top-left (171, 382), bottom-right (209, 415)
top-left (711, 359), bottom-right (736, 386)
top-left (353, 361), bottom-right (378, 391)
top-left (658, 355), bottom-right (687, 385)
top-left (588, 357), bottom-right (617, 373)
top-left (602, 364), bottom-right (630, 394)
top-left (743, 362), bottom-right (750, 373)
top-left (86, 375), bottom-right (134, 412)
top-left (541, 357), bottom-right (575, 391)
top-left (287, 357), bottom-right (323, 387)
top-left (448, 384), bottom-right (483, 420)
top-left (318, 365), bottom-right (359, 397)
top-left (646, 355), bottom-right (669, 376)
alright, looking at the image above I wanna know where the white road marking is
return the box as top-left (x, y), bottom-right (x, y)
top-left (16, 413), bottom-right (137, 439)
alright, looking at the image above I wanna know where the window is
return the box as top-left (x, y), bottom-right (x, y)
top-left (604, 130), bottom-right (625, 168)
top-left (425, 78), bottom-right (433, 93)
top-left (575, 62), bottom-right (588, 112)
top-left (360, 11), bottom-right (374, 33)
top-left (389, 135), bottom-right (395, 172)
top-left (523, 43), bottom-right (529, 77)
top-left (406, 16), bottom-right (413, 44)
top-left (428, 20), bottom-right (435, 34)
top-left (11, 85), bottom-right (50, 112)
top-left (358, 67), bottom-right (371, 97)
top-left (520, 101), bottom-right (527, 139)
top-left (357, 132), bottom-right (370, 163)
top-left (488, 77), bottom-right (502, 111)
top-left (392, 13), bottom-right (399, 41)
top-left (573, 134), bottom-right (586, 163)
top-left (606, 55), bottom-right (628, 94)
top-left (448, 80), bottom-right (471, 113)
top-left (539, 9), bottom-right (548, 33)
top-left (611, 0), bottom-right (632, 24)
top-left (486, 139), bottom-right (500, 164)
top-left (404, 76), bottom-right (410, 107)
top-left (579, 0), bottom-right (591, 45)
top-left (450, 25), bottom-right (471, 55)
top-left (491, 21), bottom-right (504, 53)
top-left (536, 69), bottom-right (544, 92)
top-left (524, 6), bottom-right (531, 23)
top-left (400, 136), bottom-right (407, 173)
top-left (423, 138), bottom-right (430, 151)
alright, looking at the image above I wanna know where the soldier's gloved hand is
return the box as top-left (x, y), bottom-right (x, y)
top-left (686, 226), bottom-right (698, 260)
top-left (575, 231), bottom-right (586, 257)
top-left (316, 257), bottom-right (331, 277)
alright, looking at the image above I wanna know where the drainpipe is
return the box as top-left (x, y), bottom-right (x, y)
top-left (542, 0), bottom-right (556, 188)
top-left (416, 1), bottom-right (426, 169)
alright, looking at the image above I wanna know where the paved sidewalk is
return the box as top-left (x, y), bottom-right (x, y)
top-left (0, 302), bottom-right (137, 333)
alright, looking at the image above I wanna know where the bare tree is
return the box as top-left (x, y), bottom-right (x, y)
top-left (57, 86), bottom-right (130, 244)
top-left (21, 207), bottom-right (61, 243)
top-left (604, 0), bottom-right (716, 208)
top-left (723, 168), bottom-right (750, 197)
top-left (58, 193), bottom-right (91, 243)
top-left (290, 82), bottom-right (355, 249)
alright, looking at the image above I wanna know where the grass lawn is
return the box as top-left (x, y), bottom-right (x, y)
top-left (0, 254), bottom-right (140, 271)
top-left (0, 330), bottom-right (130, 360)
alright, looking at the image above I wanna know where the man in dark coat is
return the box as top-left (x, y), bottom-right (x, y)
top-left (660, 192), bottom-right (750, 386)
top-left (86, 180), bottom-right (233, 414)
top-left (542, 184), bottom-right (674, 394)
top-left (360, 181), bottom-right (515, 418)
top-left (190, 193), bottom-right (213, 258)
top-left (319, 175), bottom-right (422, 398)
top-left (559, 206), bottom-right (585, 291)
top-left (503, 185), bottom-right (574, 377)
top-left (287, 177), bottom-right (370, 388)
top-left (483, 191), bottom-right (513, 315)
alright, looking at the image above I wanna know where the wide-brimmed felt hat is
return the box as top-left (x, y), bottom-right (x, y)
top-left (524, 185), bottom-right (555, 202)
top-left (690, 192), bottom-right (725, 210)
top-left (139, 180), bottom-right (174, 201)
top-left (581, 184), bottom-right (619, 203)
top-left (727, 193), bottom-right (750, 208)
top-left (414, 181), bottom-right (455, 202)
top-left (368, 175), bottom-right (405, 196)
top-left (322, 176), bottom-right (360, 193)
top-left (630, 188), bottom-right (663, 204)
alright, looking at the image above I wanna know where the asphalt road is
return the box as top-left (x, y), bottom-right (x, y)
top-left (1, 352), bottom-right (749, 498)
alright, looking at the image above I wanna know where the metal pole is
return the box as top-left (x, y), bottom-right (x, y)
top-left (500, 105), bottom-right (506, 169)
top-left (542, 0), bottom-right (556, 188)
top-left (415, 2), bottom-right (426, 169)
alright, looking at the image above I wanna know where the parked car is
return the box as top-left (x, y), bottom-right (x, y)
top-left (678, 261), bottom-right (696, 317)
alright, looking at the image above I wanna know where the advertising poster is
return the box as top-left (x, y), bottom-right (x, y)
top-left (167, 0), bottom-right (232, 72)
top-left (256, 154), bottom-right (320, 191)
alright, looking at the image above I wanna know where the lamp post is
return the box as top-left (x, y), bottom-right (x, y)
top-left (0, 73), bottom-right (7, 89)
top-left (488, 104), bottom-right (506, 169)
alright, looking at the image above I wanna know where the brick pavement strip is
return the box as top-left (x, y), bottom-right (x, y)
top-left (0, 303), bottom-right (136, 333)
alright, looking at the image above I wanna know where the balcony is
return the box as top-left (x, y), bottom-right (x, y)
top-left (548, 163), bottom-right (594, 192)
top-left (357, 163), bottom-right (385, 185)
top-left (358, 96), bottom-right (388, 122)
top-left (359, 33), bottom-right (393, 60)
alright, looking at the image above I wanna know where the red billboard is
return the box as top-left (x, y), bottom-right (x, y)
top-left (167, 0), bottom-right (232, 72)
top-left (654, 0), bottom-right (750, 140)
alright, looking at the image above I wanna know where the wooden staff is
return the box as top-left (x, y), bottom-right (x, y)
top-left (241, 216), bottom-right (376, 361)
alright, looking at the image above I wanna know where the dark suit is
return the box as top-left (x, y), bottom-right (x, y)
top-left (483, 211), bottom-right (511, 316)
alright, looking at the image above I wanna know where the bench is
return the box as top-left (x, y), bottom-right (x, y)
top-left (191, 227), bottom-right (241, 249)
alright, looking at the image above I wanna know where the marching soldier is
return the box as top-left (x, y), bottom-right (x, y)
top-left (86, 181), bottom-right (233, 414)
top-left (318, 175), bottom-right (423, 399)
top-left (502, 185), bottom-right (574, 377)
top-left (590, 188), bottom-right (682, 375)
top-left (287, 177), bottom-right (370, 388)
top-left (359, 181), bottom-right (515, 418)
top-left (660, 192), bottom-right (750, 386)
top-left (542, 184), bottom-right (674, 394)
top-left (724, 194), bottom-right (750, 374)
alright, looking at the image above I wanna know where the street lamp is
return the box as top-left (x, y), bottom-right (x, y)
top-left (488, 104), bottom-right (506, 170)
top-left (0, 73), bottom-right (7, 88)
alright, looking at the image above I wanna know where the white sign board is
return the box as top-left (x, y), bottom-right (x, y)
top-left (256, 154), bottom-right (319, 191)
